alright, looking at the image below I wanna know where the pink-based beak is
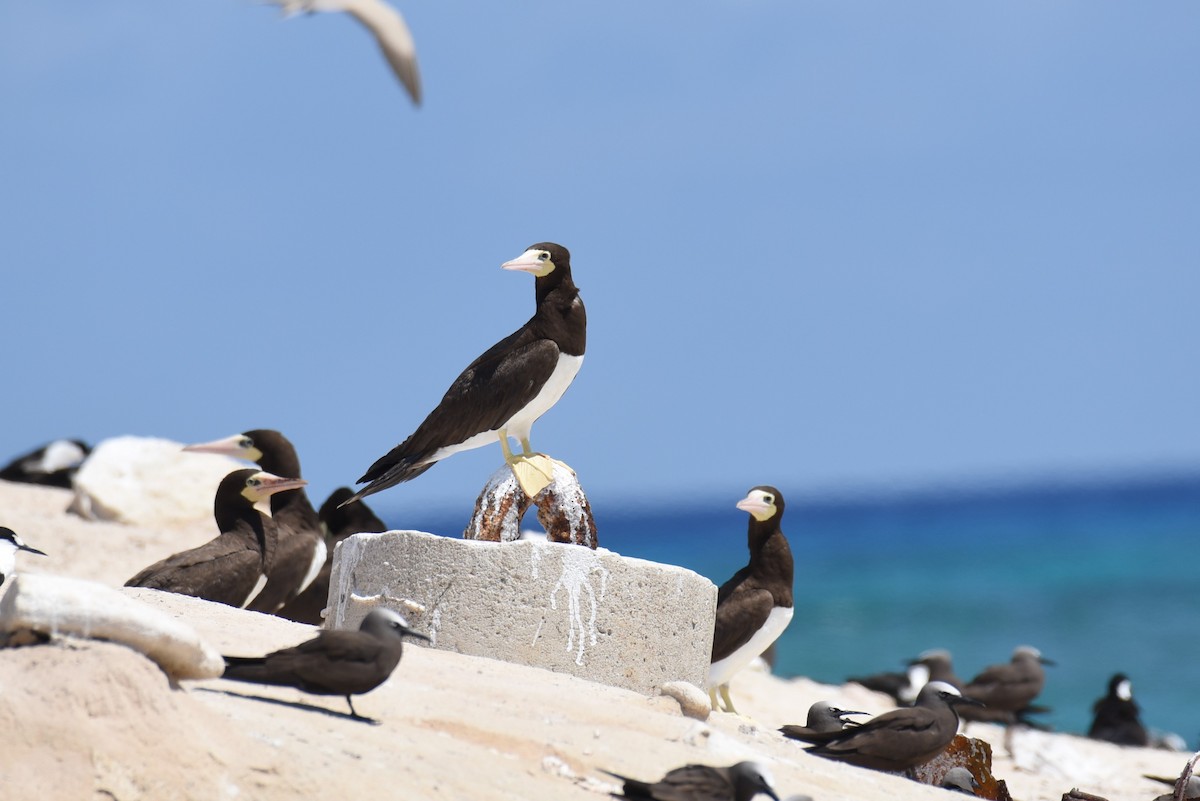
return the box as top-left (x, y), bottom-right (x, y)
top-left (736, 496), bottom-right (772, 517)
top-left (501, 251), bottom-right (545, 274)
top-left (183, 434), bottom-right (245, 457)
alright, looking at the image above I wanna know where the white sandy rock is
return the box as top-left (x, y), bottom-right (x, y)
top-left (69, 435), bottom-right (243, 526)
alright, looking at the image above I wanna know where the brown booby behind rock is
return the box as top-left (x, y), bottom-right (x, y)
top-left (125, 469), bottom-right (306, 608)
top-left (276, 487), bottom-right (388, 625)
top-left (804, 681), bottom-right (983, 772)
top-left (347, 243), bottom-right (586, 504)
top-left (0, 526), bottom-right (46, 587)
top-left (220, 607), bottom-right (429, 721)
top-left (183, 430), bottom-right (325, 614)
top-left (709, 486), bottom-right (794, 713)
top-left (779, 701), bottom-right (867, 743)
top-left (602, 761), bottom-right (781, 801)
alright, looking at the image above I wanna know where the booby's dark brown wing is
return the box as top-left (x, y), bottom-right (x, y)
top-left (711, 580), bottom-right (774, 663)
top-left (125, 530), bottom-right (264, 608)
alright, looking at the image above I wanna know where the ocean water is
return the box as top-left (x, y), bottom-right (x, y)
top-left (384, 473), bottom-right (1200, 749)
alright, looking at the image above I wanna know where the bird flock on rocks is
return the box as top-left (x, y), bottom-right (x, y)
top-left (1, 4), bottom-right (1197, 801)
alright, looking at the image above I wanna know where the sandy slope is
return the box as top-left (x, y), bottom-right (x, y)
top-left (0, 481), bottom-right (1189, 801)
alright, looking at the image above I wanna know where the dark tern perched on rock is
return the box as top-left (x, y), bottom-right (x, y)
top-left (269, 0), bottom-right (422, 104)
top-left (779, 701), bottom-right (867, 742)
top-left (183, 430), bottom-right (325, 614)
top-left (220, 607), bottom-right (429, 721)
top-left (348, 243), bottom-right (586, 503)
top-left (1087, 673), bottom-right (1149, 746)
top-left (958, 645), bottom-right (1053, 725)
top-left (602, 761), bottom-right (780, 801)
top-left (125, 469), bottom-right (306, 608)
top-left (276, 487), bottom-right (388, 625)
top-left (0, 526), bottom-right (46, 586)
top-left (805, 681), bottom-right (983, 772)
top-left (709, 486), bottom-right (793, 713)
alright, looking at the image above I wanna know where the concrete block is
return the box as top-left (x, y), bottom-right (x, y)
top-left (327, 530), bottom-right (716, 695)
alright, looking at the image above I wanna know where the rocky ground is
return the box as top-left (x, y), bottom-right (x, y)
top-left (0, 480), bottom-right (1191, 801)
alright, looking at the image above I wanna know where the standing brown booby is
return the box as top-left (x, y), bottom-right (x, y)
top-left (220, 607), bottom-right (429, 721)
top-left (602, 761), bottom-right (781, 801)
top-left (779, 701), bottom-right (868, 743)
top-left (805, 681), bottom-right (983, 772)
top-left (183, 430), bottom-right (326, 614)
top-left (346, 243), bottom-right (586, 504)
top-left (0, 526), bottom-right (46, 587)
top-left (958, 645), bottom-right (1053, 725)
top-left (709, 486), bottom-right (794, 713)
top-left (276, 487), bottom-right (388, 625)
top-left (125, 469), bottom-right (306, 608)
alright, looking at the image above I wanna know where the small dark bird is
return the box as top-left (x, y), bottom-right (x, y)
top-left (0, 438), bottom-right (89, 488)
top-left (958, 645), bottom-right (1053, 725)
top-left (805, 681), bottom-right (983, 773)
top-left (125, 469), bottom-right (306, 608)
top-left (849, 648), bottom-right (963, 705)
top-left (709, 486), bottom-right (794, 713)
top-left (779, 700), bottom-right (867, 742)
top-left (184, 430), bottom-right (325, 614)
top-left (347, 243), bottom-right (586, 504)
top-left (1087, 673), bottom-right (1149, 747)
top-left (220, 607), bottom-right (429, 721)
top-left (0, 526), bottom-right (46, 586)
top-left (276, 487), bottom-right (388, 625)
top-left (602, 761), bottom-right (780, 801)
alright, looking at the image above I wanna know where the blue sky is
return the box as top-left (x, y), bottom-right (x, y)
top-left (2, 1), bottom-right (1198, 518)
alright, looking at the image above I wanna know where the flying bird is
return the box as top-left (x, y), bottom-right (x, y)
top-left (709, 486), bottom-right (793, 713)
top-left (602, 761), bottom-right (780, 801)
top-left (348, 243), bottom-right (586, 504)
top-left (183, 430), bottom-right (325, 614)
top-left (125, 469), bottom-right (306, 608)
top-left (220, 607), bottom-right (429, 721)
top-left (805, 681), bottom-right (983, 773)
top-left (0, 526), bottom-right (46, 587)
top-left (271, 0), bottom-right (421, 104)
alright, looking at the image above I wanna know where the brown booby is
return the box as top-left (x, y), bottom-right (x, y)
top-left (220, 607), bottom-right (429, 721)
top-left (779, 701), bottom-right (867, 743)
top-left (709, 486), bottom-right (794, 713)
top-left (0, 439), bottom-right (90, 488)
top-left (183, 430), bottom-right (326, 614)
top-left (1087, 673), bottom-right (1149, 747)
top-left (269, 0), bottom-right (421, 104)
top-left (958, 645), bottom-right (1053, 725)
top-left (276, 487), bottom-right (388, 625)
top-left (347, 243), bottom-right (586, 504)
top-left (602, 761), bottom-right (780, 801)
top-left (804, 681), bottom-right (983, 772)
top-left (125, 469), bottom-right (306, 608)
top-left (0, 526), bottom-right (46, 586)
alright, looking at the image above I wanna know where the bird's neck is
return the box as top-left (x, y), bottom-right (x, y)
top-left (747, 526), bottom-right (794, 598)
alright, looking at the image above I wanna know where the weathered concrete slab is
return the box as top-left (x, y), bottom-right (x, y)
top-left (326, 530), bottom-right (716, 695)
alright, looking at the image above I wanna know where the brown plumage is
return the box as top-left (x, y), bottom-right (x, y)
top-left (602, 761), bottom-right (780, 801)
top-left (958, 645), bottom-right (1052, 724)
top-left (125, 469), bottom-right (306, 607)
top-left (221, 607), bottom-right (429, 720)
top-left (779, 700), bottom-right (867, 743)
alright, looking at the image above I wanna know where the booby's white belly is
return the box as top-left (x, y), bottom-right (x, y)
top-left (296, 539), bottom-right (328, 595)
top-left (426, 354), bottom-right (584, 462)
top-left (708, 605), bottom-right (793, 688)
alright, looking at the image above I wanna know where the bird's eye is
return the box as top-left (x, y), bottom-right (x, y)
top-left (764, 495), bottom-right (774, 504)
top-left (538, 252), bottom-right (549, 261)
top-left (240, 438), bottom-right (253, 449)
top-left (248, 478), bottom-right (261, 487)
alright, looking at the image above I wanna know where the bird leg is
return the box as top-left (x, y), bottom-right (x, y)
top-left (499, 431), bottom-right (556, 497)
top-left (718, 683), bottom-right (739, 714)
top-left (344, 695), bottom-right (380, 725)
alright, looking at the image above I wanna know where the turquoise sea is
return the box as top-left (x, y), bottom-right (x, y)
top-left (386, 473), bottom-right (1200, 749)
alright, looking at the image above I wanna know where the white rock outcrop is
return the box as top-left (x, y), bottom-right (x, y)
top-left (327, 530), bottom-right (717, 695)
top-left (69, 436), bottom-right (243, 526)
